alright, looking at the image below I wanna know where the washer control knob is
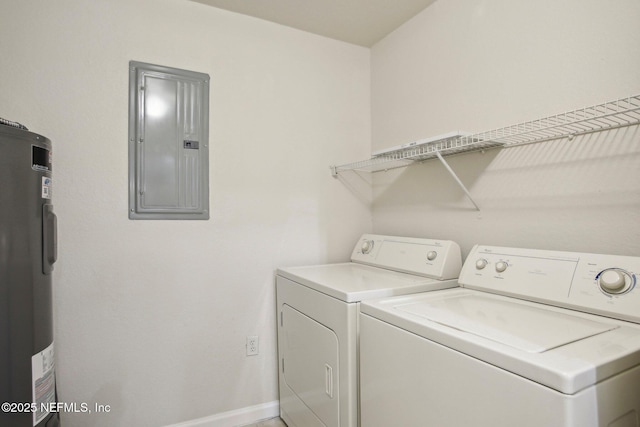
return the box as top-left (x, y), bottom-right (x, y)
top-left (495, 261), bottom-right (508, 273)
top-left (475, 259), bottom-right (488, 270)
top-left (361, 240), bottom-right (374, 254)
top-left (598, 269), bottom-right (628, 294)
top-left (427, 251), bottom-right (438, 261)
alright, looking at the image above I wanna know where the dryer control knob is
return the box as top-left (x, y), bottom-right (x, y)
top-left (598, 269), bottom-right (628, 294)
top-left (427, 251), bottom-right (438, 261)
top-left (361, 240), bottom-right (374, 254)
top-left (495, 261), bottom-right (508, 273)
top-left (475, 259), bottom-right (488, 270)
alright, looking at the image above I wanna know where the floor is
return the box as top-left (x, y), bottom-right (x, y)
top-left (241, 417), bottom-right (287, 427)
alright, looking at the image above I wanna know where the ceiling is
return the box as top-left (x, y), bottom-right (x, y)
top-left (190, 0), bottom-right (437, 47)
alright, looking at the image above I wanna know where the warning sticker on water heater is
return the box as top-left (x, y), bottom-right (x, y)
top-left (32, 145), bottom-right (51, 172)
top-left (41, 177), bottom-right (51, 199)
top-left (32, 342), bottom-right (56, 426)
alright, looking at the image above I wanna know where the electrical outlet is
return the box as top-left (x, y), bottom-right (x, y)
top-left (247, 336), bottom-right (259, 356)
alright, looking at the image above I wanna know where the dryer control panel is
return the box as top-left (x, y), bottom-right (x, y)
top-left (351, 234), bottom-right (462, 280)
top-left (460, 245), bottom-right (640, 324)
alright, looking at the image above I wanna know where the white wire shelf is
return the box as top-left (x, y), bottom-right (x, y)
top-left (331, 94), bottom-right (640, 176)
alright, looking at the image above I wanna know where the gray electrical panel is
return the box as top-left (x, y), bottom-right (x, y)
top-left (128, 61), bottom-right (210, 220)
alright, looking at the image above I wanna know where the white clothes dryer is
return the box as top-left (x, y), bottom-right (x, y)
top-left (360, 245), bottom-right (640, 427)
top-left (276, 234), bottom-right (462, 427)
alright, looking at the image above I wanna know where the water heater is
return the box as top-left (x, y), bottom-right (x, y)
top-left (0, 124), bottom-right (60, 427)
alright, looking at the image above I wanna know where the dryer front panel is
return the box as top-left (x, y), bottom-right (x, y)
top-left (281, 304), bottom-right (339, 427)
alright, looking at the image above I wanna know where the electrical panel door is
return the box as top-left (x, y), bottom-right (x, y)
top-left (128, 61), bottom-right (209, 220)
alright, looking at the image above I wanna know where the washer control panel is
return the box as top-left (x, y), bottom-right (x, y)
top-left (460, 245), bottom-right (640, 324)
top-left (351, 234), bottom-right (462, 280)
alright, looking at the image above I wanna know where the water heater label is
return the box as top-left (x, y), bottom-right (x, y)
top-left (32, 145), bottom-right (52, 172)
top-left (41, 177), bottom-right (52, 199)
top-left (32, 342), bottom-right (56, 426)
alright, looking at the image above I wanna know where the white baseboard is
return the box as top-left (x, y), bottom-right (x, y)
top-left (165, 400), bottom-right (280, 427)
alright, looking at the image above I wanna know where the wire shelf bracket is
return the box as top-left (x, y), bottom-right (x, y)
top-left (435, 151), bottom-right (480, 211)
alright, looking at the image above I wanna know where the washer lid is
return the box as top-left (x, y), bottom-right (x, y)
top-left (397, 293), bottom-right (617, 352)
top-left (277, 263), bottom-right (456, 303)
top-left (361, 289), bottom-right (640, 394)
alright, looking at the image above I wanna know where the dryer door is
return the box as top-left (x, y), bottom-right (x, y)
top-left (281, 304), bottom-right (339, 427)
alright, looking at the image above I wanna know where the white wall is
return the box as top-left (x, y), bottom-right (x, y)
top-left (370, 0), bottom-right (640, 258)
top-left (0, 0), bottom-right (371, 426)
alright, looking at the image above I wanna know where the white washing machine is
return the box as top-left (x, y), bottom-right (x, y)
top-left (276, 234), bottom-right (462, 427)
top-left (360, 245), bottom-right (640, 427)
